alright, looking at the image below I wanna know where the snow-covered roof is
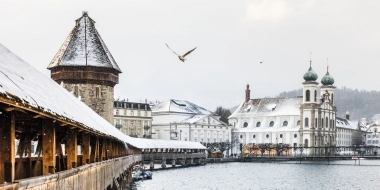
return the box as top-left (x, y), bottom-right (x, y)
top-left (0, 43), bottom-right (205, 150)
top-left (152, 99), bottom-right (214, 115)
top-left (336, 117), bottom-right (357, 130)
top-left (125, 136), bottom-right (206, 149)
top-left (48, 12), bottom-right (121, 73)
top-left (229, 97), bottom-right (302, 118)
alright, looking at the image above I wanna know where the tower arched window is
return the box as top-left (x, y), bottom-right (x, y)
top-left (305, 118), bottom-right (309, 127)
top-left (269, 121), bottom-right (274, 127)
top-left (283, 121), bottom-right (288, 127)
top-left (297, 120), bottom-right (300, 126)
top-left (322, 118), bottom-right (324, 128)
top-left (326, 117), bottom-right (329, 128)
top-left (305, 139), bottom-right (309, 148)
top-left (306, 90), bottom-right (310, 102)
top-left (331, 94), bottom-right (334, 104)
top-left (256, 122), bottom-right (261, 127)
top-left (243, 122), bottom-right (248, 128)
top-left (315, 118), bottom-right (318, 128)
top-left (314, 90), bottom-right (317, 102)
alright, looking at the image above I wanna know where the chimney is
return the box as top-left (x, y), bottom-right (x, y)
top-left (345, 111), bottom-right (350, 120)
top-left (245, 84), bottom-right (251, 103)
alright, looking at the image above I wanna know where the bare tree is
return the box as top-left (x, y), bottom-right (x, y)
top-left (215, 106), bottom-right (232, 124)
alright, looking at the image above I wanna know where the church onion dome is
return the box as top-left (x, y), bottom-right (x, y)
top-left (321, 70), bottom-right (335, 86)
top-left (303, 66), bottom-right (318, 82)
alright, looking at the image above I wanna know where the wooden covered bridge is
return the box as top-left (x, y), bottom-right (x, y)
top-left (0, 44), bottom-right (206, 190)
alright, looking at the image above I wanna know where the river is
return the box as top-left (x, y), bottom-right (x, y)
top-left (133, 159), bottom-right (380, 190)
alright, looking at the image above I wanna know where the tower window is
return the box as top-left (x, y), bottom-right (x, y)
top-left (314, 90), bottom-right (317, 102)
top-left (305, 118), bottom-right (309, 127)
top-left (74, 85), bottom-right (79, 97)
top-left (297, 120), bottom-right (300, 126)
top-left (331, 94), bottom-right (334, 104)
top-left (283, 121), bottom-right (288, 127)
top-left (243, 122), bottom-right (248, 128)
top-left (266, 134), bottom-right (269, 138)
top-left (280, 134), bottom-right (283, 138)
top-left (253, 134), bottom-right (256, 139)
top-left (326, 117), bottom-right (329, 128)
top-left (306, 90), bottom-right (310, 102)
top-left (315, 118), bottom-right (318, 128)
top-left (95, 87), bottom-right (100, 98)
top-left (269, 121), bottom-right (274, 127)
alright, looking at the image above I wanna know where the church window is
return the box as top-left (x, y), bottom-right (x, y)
top-left (269, 121), bottom-right (274, 127)
top-left (243, 122), bottom-right (248, 128)
top-left (304, 139), bottom-right (309, 148)
top-left (294, 134), bottom-right (297, 138)
top-left (253, 134), bottom-right (256, 139)
top-left (95, 87), bottom-right (100, 98)
top-left (256, 122), bottom-right (261, 127)
top-left (306, 90), bottom-right (310, 102)
top-left (314, 90), bottom-right (317, 102)
top-left (297, 120), bottom-right (300, 126)
top-left (280, 134), bottom-right (283, 138)
top-left (266, 134), bottom-right (269, 138)
top-left (322, 118), bottom-right (324, 128)
top-left (116, 110), bottom-right (119, 115)
top-left (331, 94), bottom-right (334, 104)
top-left (326, 117), bottom-right (329, 128)
top-left (305, 118), bottom-right (309, 127)
top-left (315, 118), bottom-right (318, 128)
top-left (283, 121), bottom-right (288, 127)
top-left (240, 135), bottom-right (243, 139)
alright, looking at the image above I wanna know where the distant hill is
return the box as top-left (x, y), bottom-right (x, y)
top-left (228, 87), bottom-right (380, 121)
top-left (278, 87), bottom-right (380, 121)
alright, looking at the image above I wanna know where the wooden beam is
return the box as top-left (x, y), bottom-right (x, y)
top-left (95, 137), bottom-right (100, 162)
top-left (0, 111), bottom-right (16, 183)
top-left (81, 133), bottom-right (90, 165)
top-left (42, 119), bottom-right (56, 175)
top-left (66, 128), bottom-right (77, 169)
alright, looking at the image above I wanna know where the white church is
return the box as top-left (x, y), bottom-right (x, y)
top-left (228, 61), bottom-right (340, 150)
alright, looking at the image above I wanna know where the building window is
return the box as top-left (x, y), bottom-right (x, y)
top-left (294, 134), bottom-right (297, 138)
top-left (256, 122), bottom-right (261, 127)
top-left (314, 90), bottom-right (317, 102)
top-left (95, 87), bottom-right (100, 98)
top-left (131, 111), bottom-right (134, 116)
top-left (266, 134), bottom-right (269, 138)
top-left (269, 121), bottom-right (274, 127)
top-left (240, 135), bottom-right (243, 139)
top-left (331, 94), bottom-right (334, 104)
top-left (322, 118), bottom-right (324, 128)
top-left (315, 118), bottom-right (318, 128)
top-left (116, 110), bottom-right (119, 115)
top-left (124, 110), bottom-right (127, 115)
top-left (326, 117), bottom-right (329, 128)
top-left (280, 134), bottom-right (283, 138)
top-left (297, 120), bottom-right (300, 126)
top-left (306, 90), bottom-right (310, 102)
top-left (283, 121), bottom-right (288, 127)
top-left (305, 139), bottom-right (309, 148)
top-left (243, 122), bottom-right (248, 128)
top-left (253, 134), bottom-right (256, 139)
top-left (138, 111), bottom-right (140, 116)
top-left (145, 111), bottom-right (147, 116)
top-left (305, 118), bottom-right (309, 127)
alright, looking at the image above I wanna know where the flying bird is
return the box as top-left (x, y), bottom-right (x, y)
top-left (260, 60), bottom-right (264, 64)
top-left (165, 43), bottom-right (197, 62)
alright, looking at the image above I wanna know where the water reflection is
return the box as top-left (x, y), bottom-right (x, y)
top-left (134, 160), bottom-right (380, 190)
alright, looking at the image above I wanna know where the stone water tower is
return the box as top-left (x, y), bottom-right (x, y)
top-left (47, 12), bottom-right (122, 124)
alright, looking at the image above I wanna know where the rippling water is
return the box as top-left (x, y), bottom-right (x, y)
top-left (133, 159), bottom-right (380, 190)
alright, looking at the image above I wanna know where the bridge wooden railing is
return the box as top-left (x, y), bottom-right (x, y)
top-left (1, 155), bottom-right (141, 190)
top-left (142, 153), bottom-right (206, 161)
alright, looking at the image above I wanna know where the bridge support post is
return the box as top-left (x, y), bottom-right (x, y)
top-left (172, 159), bottom-right (176, 167)
top-left (42, 119), bottom-right (56, 175)
top-left (82, 133), bottom-right (90, 165)
top-left (161, 157), bottom-right (166, 168)
top-left (0, 111), bottom-right (16, 183)
top-left (67, 128), bottom-right (77, 169)
top-left (150, 160), bottom-right (154, 169)
top-left (190, 158), bottom-right (194, 165)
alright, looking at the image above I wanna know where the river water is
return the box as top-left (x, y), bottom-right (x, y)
top-left (133, 159), bottom-right (380, 190)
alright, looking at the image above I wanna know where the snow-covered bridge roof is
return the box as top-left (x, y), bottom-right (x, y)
top-left (125, 136), bottom-right (206, 149)
top-left (0, 43), bottom-right (205, 150)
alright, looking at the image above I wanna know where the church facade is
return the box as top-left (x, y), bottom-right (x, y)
top-left (228, 62), bottom-right (338, 152)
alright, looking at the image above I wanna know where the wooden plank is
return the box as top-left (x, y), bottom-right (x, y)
top-left (82, 133), bottom-right (90, 165)
top-left (43, 119), bottom-right (56, 175)
top-left (67, 128), bottom-right (77, 169)
top-left (0, 111), bottom-right (16, 183)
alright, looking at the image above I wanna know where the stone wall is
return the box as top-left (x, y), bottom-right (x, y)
top-left (63, 83), bottom-right (114, 124)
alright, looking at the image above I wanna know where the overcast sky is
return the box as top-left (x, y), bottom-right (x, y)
top-left (1, 0), bottom-right (379, 111)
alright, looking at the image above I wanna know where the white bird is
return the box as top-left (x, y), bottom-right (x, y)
top-left (166, 43), bottom-right (197, 62)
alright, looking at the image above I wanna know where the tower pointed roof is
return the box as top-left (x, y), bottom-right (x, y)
top-left (48, 12), bottom-right (121, 73)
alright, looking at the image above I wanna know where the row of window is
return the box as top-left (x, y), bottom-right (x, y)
top-left (240, 134), bottom-right (298, 139)
top-left (243, 121), bottom-right (292, 128)
top-left (115, 109), bottom-right (148, 116)
top-left (73, 86), bottom-right (101, 98)
top-left (305, 90), bottom-right (334, 103)
top-left (304, 117), bottom-right (335, 129)
top-left (194, 125), bottom-right (228, 129)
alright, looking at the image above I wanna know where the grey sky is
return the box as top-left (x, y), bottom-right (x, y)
top-left (1, 0), bottom-right (379, 111)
